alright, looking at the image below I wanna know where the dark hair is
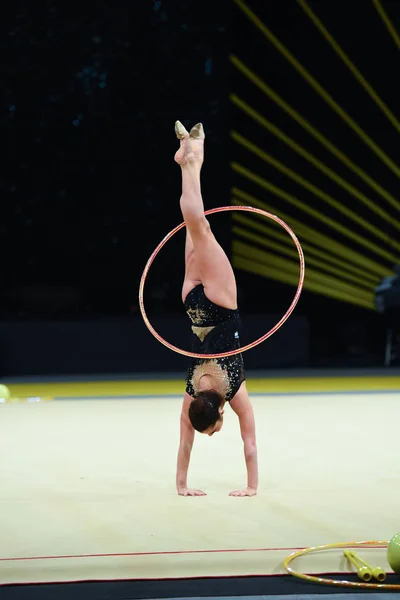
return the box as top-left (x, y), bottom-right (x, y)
top-left (188, 389), bottom-right (224, 432)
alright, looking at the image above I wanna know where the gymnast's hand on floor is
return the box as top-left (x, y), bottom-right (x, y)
top-left (229, 487), bottom-right (257, 497)
top-left (177, 487), bottom-right (206, 497)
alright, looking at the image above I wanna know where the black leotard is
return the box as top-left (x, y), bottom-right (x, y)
top-left (184, 284), bottom-right (246, 402)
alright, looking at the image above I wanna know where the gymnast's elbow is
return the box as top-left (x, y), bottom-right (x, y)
top-left (179, 439), bottom-right (194, 454)
top-left (243, 439), bottom-right (257, 456)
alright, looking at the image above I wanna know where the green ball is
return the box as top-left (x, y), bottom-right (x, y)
top-left (388, 532), bottom-right (400, 573)
top-left (0, 384), bottom-right (10, 402)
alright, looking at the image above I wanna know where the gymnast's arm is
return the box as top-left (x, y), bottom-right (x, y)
top-left (176, 393), bottom-right (206, 496)
top-left (230, 383), bottom-right (258, 496)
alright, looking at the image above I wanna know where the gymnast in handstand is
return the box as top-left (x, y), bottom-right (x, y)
top-left (174, 121), bottom-right (258, 497)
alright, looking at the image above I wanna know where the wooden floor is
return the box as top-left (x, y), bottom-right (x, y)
top-left (0, 385), bottom-right (398, 585)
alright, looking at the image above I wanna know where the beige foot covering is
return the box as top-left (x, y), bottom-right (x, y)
top-left (175, 120), bottom-right (205, 140)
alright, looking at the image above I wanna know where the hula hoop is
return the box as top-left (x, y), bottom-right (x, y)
top-left (139, 206), bottom-right (305, 358)
top-left (283, 540), bottom-right (400, 591)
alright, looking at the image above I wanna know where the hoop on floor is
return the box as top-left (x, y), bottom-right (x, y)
top-left (139, 205), bottom-right (305, 359)
top-left (283, 540), bottom-right (400, 591)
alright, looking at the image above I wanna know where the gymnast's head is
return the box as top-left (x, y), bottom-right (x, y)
top-left (188, 390), bottom-right (225, 435)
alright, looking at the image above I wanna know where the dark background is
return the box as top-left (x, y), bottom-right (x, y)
top-left (1, 0), bottom-right (399, 376)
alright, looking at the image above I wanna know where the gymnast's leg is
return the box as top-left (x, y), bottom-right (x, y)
top-left (175, 121), bottom-right (237, 310)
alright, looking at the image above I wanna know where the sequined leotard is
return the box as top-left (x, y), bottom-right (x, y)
top-left (184, 284), bottom-right (246, 402)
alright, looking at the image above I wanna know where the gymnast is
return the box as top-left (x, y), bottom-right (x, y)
top-left (174, 121), bottom-right (258, 497)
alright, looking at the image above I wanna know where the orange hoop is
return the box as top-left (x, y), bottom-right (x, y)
top-left (139, 205), bottom-right (305, 358)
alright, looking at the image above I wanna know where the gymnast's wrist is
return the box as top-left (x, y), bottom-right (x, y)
top-left (176, 478), bottom-right (187, 490)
